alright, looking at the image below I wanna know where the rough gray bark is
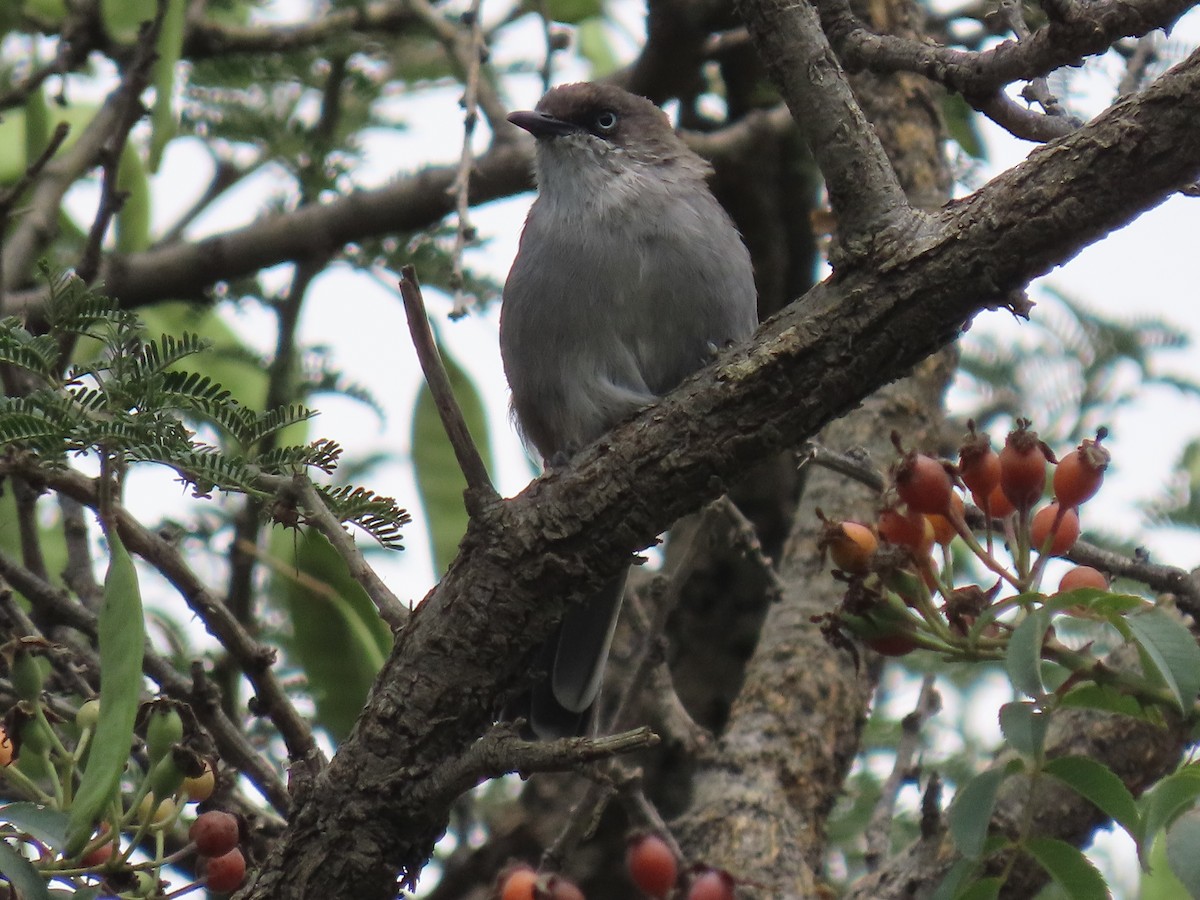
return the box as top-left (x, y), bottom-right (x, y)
top-left (239, 46), bottom-right (1200, 900)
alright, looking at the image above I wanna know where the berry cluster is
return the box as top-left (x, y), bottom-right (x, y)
top-left (496, 834), bottom-right (735, 900)
top-left (819, 420), bottom-right (1113, 659)
top-left (0, 683), bottom-right (246, 897)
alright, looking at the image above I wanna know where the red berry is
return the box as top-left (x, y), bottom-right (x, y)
top-left (959, 422), bottom-right (1001, 505)
top-left (878, 508), bottom-right (933, 555)
top-left (895, 453), bottom-right (953, 515)
top-left (500, 866), bottom-right (538, 900)
top-left (999, 421), bottom-right (1053, 512)
top-left (687, 868), bottom-right (735, 900)
top-left (825, 522), bottom-right (878, 574)
top-left (1058, 565), bottom-right (1109, 593)
top-left (1054, 430), bottom-right (1110, 508)
top-left (81, 826), bottom-right (118, 868)
top-left (627, 834), bottom-right (678, 898)
top-left (1030, 504), bottom-right (1080, 557)
top-left (866, 632), bottom-right (919, 657)
top-left (205, 847), bottom-right (246, 893)
top-left (548, 875), bottom-right (586, 900)
top-left (190, 810), bottom-right (239, 858)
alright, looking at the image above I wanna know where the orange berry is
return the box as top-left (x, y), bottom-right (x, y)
top-left (183, 761), bottom-right (216, 803)
top-left (1030, 504), bottom-right (1080, 557)
top-left (999, 421), bottom-right (1053, 512)
top-left (1054, 430), bottom-right (1110, 508)
top-left (1058, 565), bottom-right (1109, 593)
top-left (0, 726), bottom-right (12, 767)
top-left (895, 453), bottom-right (953, 515)
top-left (959, 422), bottom-right (1001, 505)
top-left (827, 522), bottom-right (878, 574)
top-left (627, 834), bottom-right (678, 898)
top-left (926, 493), bottom-right (965, 546)
top-left (984, 483), bottom-right (1016, 519)
top-left (501, 866), bottom-right (539, 900)
top-left (878, 508), bottom-right (934, 555)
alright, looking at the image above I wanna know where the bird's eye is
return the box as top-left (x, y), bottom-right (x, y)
top-left (594, 110), bottom-right (618, 132)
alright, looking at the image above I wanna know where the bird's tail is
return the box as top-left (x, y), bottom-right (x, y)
top-left (510, 570), bottom-right (628, 740)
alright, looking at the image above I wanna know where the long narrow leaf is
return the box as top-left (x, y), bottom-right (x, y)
top-left (65, 529), bottom-right (145, 855)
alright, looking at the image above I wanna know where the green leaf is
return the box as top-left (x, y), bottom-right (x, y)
top-left (1140, 765), bottom-right (1200, 861)
top-left (1059, 682), bottom-right (1153, 720)
top-left (1125, 609), bottom-right (1200, 713)
top-left (1007, 608), bottom-right (1050, 698)
top-left (148, 0), bottom-right (186, 171)
top-left (270, 530), bottom-right (392, 742)
top-left (544, 0), bottom-right (604, 22)
top-left (577, 17), bottom-right (619, 78)
top-left (65, 528), bottom-right (145, 856)
top-left (0, 837), bottom-right (51, 900)
top-left (1165, 809), bottom-right (1200, 898)
top-left (1142, 831), bottom-right (1193, 899)
top-left (1025, 837), bottom-right (1108, 900)
top-left (955, 877), bottom-right (1003, 900)
top-left (943, 93), bottom-right (986, 160)
top-left (999, 701), bottom-right (1049, 761)
top-left (930, 858), bottom-right (979, 900)
top-left (115, 143), bottom-right (150, 253)
top-left (949, 764), bottom-right (1018, 858)
top-left (410, 344), bottom-right (491, 574)
top-left (0, 803), bottom-right (69, 850)
top-left (1043, 756), bottom-right (1141, 837)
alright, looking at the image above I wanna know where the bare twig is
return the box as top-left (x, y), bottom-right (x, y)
top-left (799, 442), bottom-right (887, 492)
top-left (413, 724), bottom-right (658, 810)
top-left (280, 474), bottom-right (411, 630)
top-left (711, 495), bottom-right (786, 602)
top-left (1116, 33), bottom-right (1162, 96)
top-left (77, 10), bottom-right (165, 284)
top-left (973, 90), bottom-right (1079, 142)
top-left (446, 0), bottom-right (486, 318)
top-left (399, 266), bottom-right (498, 508)
top-left (863, 674), bottom-right (941, 869)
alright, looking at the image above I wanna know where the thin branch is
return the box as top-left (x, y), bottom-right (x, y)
top-left (736, 0), bottom-right (915, 259)
top-left (863, 674), bottom-right (941, 869)
top-left (973, 90), bottom-right (1080, 142)
top-left (281, 474), bottom-right (411, 630)
top-left (446, 0), bottom-right (486, 319)
top-left (403, 0), bottom-right (511, 137)
top-left (799, 442), bottom-right (887, 493)
top-left (411, 725), bottom-right (658, 810)
top-left (399, 266), bottom-right (498, 509)
top-left (77, 12), bottom-right (163, 285)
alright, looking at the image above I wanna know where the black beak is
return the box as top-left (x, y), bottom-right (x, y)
top-left (507, 109), bottom-right (578, 139)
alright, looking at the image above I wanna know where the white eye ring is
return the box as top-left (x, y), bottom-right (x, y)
top-left (595, 111), bottom-right (618, 132)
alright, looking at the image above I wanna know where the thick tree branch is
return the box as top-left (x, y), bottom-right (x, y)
top-left (820, 0), bottom-right (1197, 99)
top-left (736, 0), bottom-right (914, 257)
top-left (239, 49), bottom-right (1200, 900)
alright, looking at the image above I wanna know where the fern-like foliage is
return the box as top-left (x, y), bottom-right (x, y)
top-left (317, 485), bottom-right (412, 550)
top-left (0, 268), bottom-right (408, 548)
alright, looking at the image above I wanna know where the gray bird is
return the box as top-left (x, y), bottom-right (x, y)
top-left (500, 82), bottom-right (758, 738)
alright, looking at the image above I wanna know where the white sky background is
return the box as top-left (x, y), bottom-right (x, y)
top-left (38, 1), bottom-right (1200, 894)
